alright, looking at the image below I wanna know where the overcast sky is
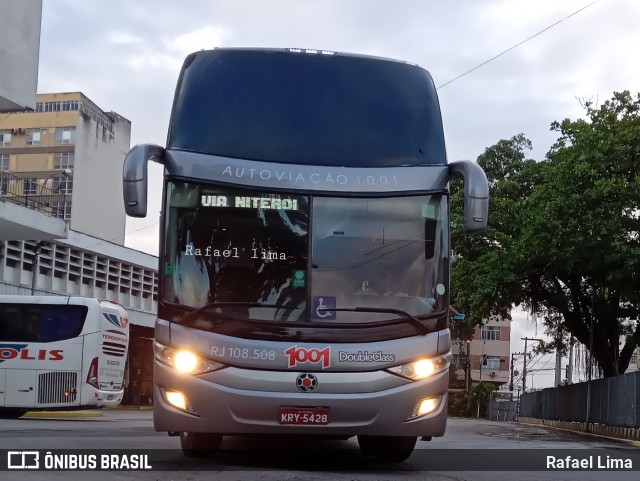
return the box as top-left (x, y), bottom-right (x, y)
top-left (37, 0), bottom-right (640, 388)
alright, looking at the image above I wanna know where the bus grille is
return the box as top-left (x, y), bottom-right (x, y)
top-left (37, 372), bottom-right (78, 404)
top-left (101, 341), bottom-right (127, 357)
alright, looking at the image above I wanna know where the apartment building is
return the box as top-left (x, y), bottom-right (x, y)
top-left (0, 92), bottom-right (131, 243)
top-left (451, 316), bottom-right (511, 388)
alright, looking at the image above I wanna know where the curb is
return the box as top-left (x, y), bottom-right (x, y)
top-left (516, 420), bottom-right (640, 447)
top-left (106, 406), bottom-right (153, 411)
top-left (24, 411), bottom-right (103, 418)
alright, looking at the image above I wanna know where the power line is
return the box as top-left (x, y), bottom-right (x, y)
top-left (82, 222), bottom-right (159, 251)
top-left (437, 0), bottom-right (601, 89)
top-left (123, 222), bottom-right (159, 239)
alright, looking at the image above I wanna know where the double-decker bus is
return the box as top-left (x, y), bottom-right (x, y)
top-left (123, 47), bottom-right (488, 460)
top-left (0, 296), bottom-right (129, 418)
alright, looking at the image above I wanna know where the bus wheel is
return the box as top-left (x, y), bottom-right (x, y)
top-left (179, 432), bottom-right (222, 458)
top-left (0, 408), bottom-right (27, 419)
top-left (357, 435), bottom-right (417, 462)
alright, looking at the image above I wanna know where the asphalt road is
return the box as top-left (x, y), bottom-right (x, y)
top-left (0, 411), bottom-right (637, 481)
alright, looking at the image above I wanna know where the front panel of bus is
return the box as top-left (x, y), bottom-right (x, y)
top-left (153, 49), bottom-right (453, 438)
top-left (94, 301), bottom-right (130, 407)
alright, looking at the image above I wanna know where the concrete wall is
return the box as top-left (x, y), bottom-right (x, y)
top-left (71, 108), bottom-right (130, 244)
top-left (518, 417), bottom-right (640, 443)
top-left (0, 0), bottom-right (42, 111)
top-left (0, 231), bottom-right (157, 325)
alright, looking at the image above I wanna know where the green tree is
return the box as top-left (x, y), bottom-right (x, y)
top-left (452, 91), bottom-right (640, 377)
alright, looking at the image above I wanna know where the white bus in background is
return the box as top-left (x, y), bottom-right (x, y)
top-left (0, 296), bottom-right (130, 418)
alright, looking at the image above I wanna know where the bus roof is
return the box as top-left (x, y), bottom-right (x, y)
top-left (167, 48), bottom-right (447, 168)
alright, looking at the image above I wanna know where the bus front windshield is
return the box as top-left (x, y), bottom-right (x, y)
top-left (162, 182), bottom-right (449, 327)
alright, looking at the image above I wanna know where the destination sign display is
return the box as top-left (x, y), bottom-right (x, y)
top-left (201, 194), bottom-right (300, 211)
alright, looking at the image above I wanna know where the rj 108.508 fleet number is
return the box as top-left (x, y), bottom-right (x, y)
top-left (210, 346), bottom-right (276, 361)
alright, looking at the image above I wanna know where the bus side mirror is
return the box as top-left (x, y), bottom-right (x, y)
top-left (122, 144), bottom-right (164, 217)
top-left (449, 160), bottom-right (489, 232)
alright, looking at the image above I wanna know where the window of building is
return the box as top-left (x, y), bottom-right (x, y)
top-left (23, 178), bottom-right (38, 195)
top-left (53, 177), bottom-right (73, 194)
top-left (0, 130), bottom-right (12, 146)
top-left (0, 154), bottom-right (9, 171)
top-left (481, 325), bottom-right (501, 341)
top-left (631, 352), bottom-right (638, 366)
top-left (26, 128), bottom-right (42, 146)
top-left (483, 356), bottom-right (502, 370)
top-left (44, 101), bottom-right (61, 112)
top-left (62, 100), bottom-right (79, 111)
top-left (53, 201), bottom-right (72, 220)
top-left (53, 152), bottom-right (74, 169)
top-left (56, 127), bottom-right (75, 145)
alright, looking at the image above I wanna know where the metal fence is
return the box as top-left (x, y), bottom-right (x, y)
top-left (489, 398), bottom-right (518, 422)
top-left (519, 370), bottom-right (640, 428)
top-left (0, 169), bottom-right (63, 217)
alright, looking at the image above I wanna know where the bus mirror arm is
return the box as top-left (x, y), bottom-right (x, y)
top-left (449, 160), bottom-right (489, 233)
top-left (122, 144), bottom-right (165, 218)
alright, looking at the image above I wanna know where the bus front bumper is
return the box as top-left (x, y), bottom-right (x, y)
top-left (153, 363), bottom-right (448, 438)
top-left (95, 390), bottom-right (124, 408)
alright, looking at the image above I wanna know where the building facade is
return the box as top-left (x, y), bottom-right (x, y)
top-left (451, 317), bottom-right (511, 388)
top-left (0, 92), bottom-right (131, 243)
top-left (0, 91), bottom-right (157, 404)
top-left (0, 0), bottom-right (42, 112)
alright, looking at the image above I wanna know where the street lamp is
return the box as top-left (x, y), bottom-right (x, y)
top-left (43, 168), bottom-right (72, 190)
top-left (41, 168), bottom-right (72, 218)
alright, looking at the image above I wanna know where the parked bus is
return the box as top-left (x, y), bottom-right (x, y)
top-left (123, 47), bottom-right (488, 460)
top-left (0, 296), bottom-right (129, 418)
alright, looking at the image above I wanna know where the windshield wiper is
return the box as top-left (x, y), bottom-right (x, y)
top-left (181, 303), bottom-right (430, 336)
top-left (317, 307), bottom-right (429, 336)
top-left (179, 302), bottom-right (283, 326)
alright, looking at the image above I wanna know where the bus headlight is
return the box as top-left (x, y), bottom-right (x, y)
top-left (387, 352), bottom-right (451, 380)
top-left (154, 341), bottom-right (224, 375)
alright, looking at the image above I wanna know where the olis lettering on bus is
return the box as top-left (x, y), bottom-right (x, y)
top-left (0, 346), bottom-right (64, 361)
top-left (284, 346), bottom-right (331, 369)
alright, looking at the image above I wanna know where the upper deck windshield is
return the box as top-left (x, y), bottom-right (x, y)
top-left (168, 49), bottom-right (446, 167)
top-left (162, 182), bottom-right (449, 335)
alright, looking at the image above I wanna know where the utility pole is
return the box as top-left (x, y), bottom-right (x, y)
top-left (586, 288), bottom-right (596, 433)
top-left (567, 338), bottom-right (574, 384)
top-left (554, 336), bottom-right (562, 387)
top-left (479, 340), bottom-right (485, 384)
top-left (521, 337), bottom-right (543, 393)
top-left (465, 341), bottom-right (471, 392)
top-left (510, 352), bottom-right (523, 392)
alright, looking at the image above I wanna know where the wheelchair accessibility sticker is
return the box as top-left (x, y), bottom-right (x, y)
top-left (312, 296), bottom-right (336, 320)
